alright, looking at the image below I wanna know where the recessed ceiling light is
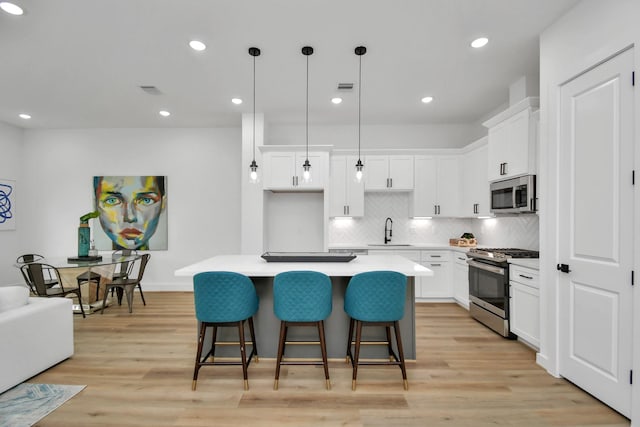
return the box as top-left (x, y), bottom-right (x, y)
top-left (421, 96), bottom-right (434, 104)
top-left (159, 110), bottom-right (171, 117)
top-left (231, 98), bottom-right (243, 105)
top-left (189, 40), bottom-right (206, 51)
top-left (471, 37), bottom-right (489, 48)
top-left (18, 113), bottom-right (31, 119)
top-left (0, 2), bottom-right (24, 15)
top-left (331, 97), bottom-right (342, 105)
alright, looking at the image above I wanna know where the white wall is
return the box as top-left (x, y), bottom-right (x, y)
top-left (266, 123), bottom-right (483, 149)
top-left (0, 122), bottom-right (24, 285)
top-left (540, 0), bottom-right (640, 423)
top-left (19, 128), bottom-right (241, 290)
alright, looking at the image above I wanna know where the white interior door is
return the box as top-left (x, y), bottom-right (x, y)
top-left (558, 47), bottom-right (634, 417)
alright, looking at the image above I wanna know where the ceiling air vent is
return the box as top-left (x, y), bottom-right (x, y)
top-left (139, 85), bottom-right (162, 95)
top-left (337, 83), bottom-right (354, 91)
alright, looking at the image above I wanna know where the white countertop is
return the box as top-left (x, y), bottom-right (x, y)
top-left (507, 258), bottom-right (540, 270)
top-left (175, 254), bottom-right (434, 278)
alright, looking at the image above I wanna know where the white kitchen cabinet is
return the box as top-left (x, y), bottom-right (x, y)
top-left (509, 264), bottom-right (539, 349)
top-left (452, 253), bottom-right (469, 308)
top-left (364, 155), bottom-right (414, 191)
top-left (411, 155), bottom-right (460, 217)
top-left (483, 97), bottom-right (539, 182)
top-left (416, 250), bottom-right (452, 300)
top-left (329, 155), bottom-right (364, 217)
top-left (461, 141), bottom-right (491, 217)
top-left (262, 150), bottom-right (328, 190)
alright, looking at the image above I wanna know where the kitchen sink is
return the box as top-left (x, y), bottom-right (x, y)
top-left (367, 243), bottom-right (413, 247)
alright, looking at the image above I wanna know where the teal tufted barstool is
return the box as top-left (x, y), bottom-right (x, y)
top-left (273, 270), bottom-right (332, 390)
top-left (192, 271), bottom-right (259, 391)
top-left (344, 270), bottom-right (408, 391)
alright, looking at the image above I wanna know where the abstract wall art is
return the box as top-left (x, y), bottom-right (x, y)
top-left (92, 176), bottom-right (168, 250)
top-left (0, 179), bottom-right (15, 231)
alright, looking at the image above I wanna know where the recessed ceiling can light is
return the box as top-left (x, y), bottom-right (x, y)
top-left (189, 40), bottom-right (206, 51)
top-left (471, 37), bottom-right (489, 48)
top-left (0, 2), bottom-right (24, 15)
top-left (421, 96), bottom-right (434, 104)
top-left (331, 97), bottom-right (342, 104)
top-left (159, 110), bottom-right (171, 117)
top-left (18, 113), bottom-right (31, 119)
top-left (231, 98), bottom-right (243, 105)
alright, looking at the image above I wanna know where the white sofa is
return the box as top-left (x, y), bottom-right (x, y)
top-left (0, 286), bottom-right (74, 394)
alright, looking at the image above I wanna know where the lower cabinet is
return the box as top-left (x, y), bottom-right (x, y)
top-left (452, 253), bottom-right (469, 308)
top-left (416, 251), bottom-right (451, 300)
top-left (509, 264), bottom-right (540, 349)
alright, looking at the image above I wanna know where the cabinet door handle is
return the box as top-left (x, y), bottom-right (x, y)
top-left (519, 274), bottom-right (533, 280)
top-left (430, 263), bottom-right (442, 267)
top-left (390, 178), bottom-right (393, 188)
top-left (503, 162), bottom-right (508, 175)
top-left (346, 205), bottom-right (350, 215)
top-left (430, 255), bottom-right (441, 258)
top-left (434, 205), bottom-right (438, 215)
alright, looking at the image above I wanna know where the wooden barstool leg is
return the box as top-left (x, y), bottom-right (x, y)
top-left (385, 325), bottom-right (394, 361)
top-left (209, 326), bottom-right (218, 363)
top-left (317, 320), bottom-right (331, 390)
top-left (192, 322), bottom-right (207, 390)
top-left (352, 320), bottom-right (363, 391)
top-left (274, 321), bottom-right (287, 390)
top-left (238, 320), bottom-right (249, 391)
top-left (346, 318), bottom-right (354, 364)
top-left (248, 316), bottom-right (258, 363)
top-left (394, 321), bottom-right (408, 390)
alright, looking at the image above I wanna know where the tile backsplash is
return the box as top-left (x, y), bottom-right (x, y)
top-left (329, 192), bottom-right (539, 250)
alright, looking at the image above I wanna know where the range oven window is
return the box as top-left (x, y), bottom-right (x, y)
top-left (491, 187), bottom-right (513, 210)
top-left (468, 262), bottom-right (506, 312)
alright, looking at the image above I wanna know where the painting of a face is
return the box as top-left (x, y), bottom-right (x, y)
top-left (94, 176), bottom-right (167, 250)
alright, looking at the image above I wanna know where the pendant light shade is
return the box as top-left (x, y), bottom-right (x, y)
top-left (302, 46), bottom-right (314, 183)
top-left (248, 47), bottom-right (261, 183)
top-left (355, 46), bottom-right (366, 182)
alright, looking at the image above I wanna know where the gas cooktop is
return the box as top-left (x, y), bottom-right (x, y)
top-left (467, 247), bottom-right (539, 263)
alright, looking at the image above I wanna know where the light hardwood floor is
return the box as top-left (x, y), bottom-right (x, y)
top-left (31, 292), bottom-right (629, 426)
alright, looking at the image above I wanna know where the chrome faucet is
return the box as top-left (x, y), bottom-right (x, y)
top-left (384, 217), bottom-right (393, 244)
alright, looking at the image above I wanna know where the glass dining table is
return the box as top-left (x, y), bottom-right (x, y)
top-left (16, 255), bottom-right (140, 314)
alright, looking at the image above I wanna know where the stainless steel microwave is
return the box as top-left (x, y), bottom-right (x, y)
top-left (490, 175), bottom-right (536, 214)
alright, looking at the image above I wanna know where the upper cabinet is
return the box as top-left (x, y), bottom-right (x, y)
top-left (262, 149), bottom-right (329, 191)
top-left (329, 155), bottom-right (364, 217)
top-left (411, 155), bottom-right (460, 217)
top-left (483, 97), bottom-right (539, 182)
top-left (461, 139), bottom-right (491, 217)
top-left (364, 155), bottom-right (414, 191)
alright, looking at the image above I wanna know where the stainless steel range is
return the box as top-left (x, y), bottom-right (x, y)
top-left (466, 248), bottom-right (539, 338)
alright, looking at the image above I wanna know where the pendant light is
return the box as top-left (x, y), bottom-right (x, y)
top-left (248, 47), bottom-right (261, 184)
top-left (355, 46), bottom-right (366, 182)
top-left (301, 46), bottom-right (314, 183)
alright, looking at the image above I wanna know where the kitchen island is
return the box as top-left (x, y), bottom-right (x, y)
top-left (175, 254), bottom-right (432, 359)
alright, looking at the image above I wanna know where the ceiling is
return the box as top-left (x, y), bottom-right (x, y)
top-left (0, 0), bottom-right (580, 129)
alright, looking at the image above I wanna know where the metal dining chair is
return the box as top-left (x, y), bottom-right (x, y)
top-left (100, 254), bottom-right (150, 314)
top-left (16, 254), bottom-right (59, 289)
top-left (21, 262), bottom-right (86, 318)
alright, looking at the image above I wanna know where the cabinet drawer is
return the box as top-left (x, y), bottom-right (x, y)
top-left (421, 251), bottom-right (450, 262)
top-left (510, 265), bottom-right (539, 289)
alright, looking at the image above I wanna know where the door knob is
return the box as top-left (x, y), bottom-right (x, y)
top-left (556, 263), bottom-right (571, 273)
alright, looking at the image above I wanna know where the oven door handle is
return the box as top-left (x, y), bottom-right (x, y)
top-left (466, 259), bottom-right (505, 276)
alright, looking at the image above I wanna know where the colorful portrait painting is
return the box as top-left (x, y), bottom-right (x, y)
top-left (0, 178), bottom-right (15, 231)
top-left (93, 176), bottom-right (168, 250)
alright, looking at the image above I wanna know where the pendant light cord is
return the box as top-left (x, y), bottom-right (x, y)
top-left (305, 53), bottom-right (309, 161)
top-left (252, 53), bottom-right (256, 161)
top-left (358, 53), bottom-right (362, 160)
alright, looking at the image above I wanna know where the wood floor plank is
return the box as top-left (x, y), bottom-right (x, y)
top-left (26, 293), bottom-right (629, 426)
